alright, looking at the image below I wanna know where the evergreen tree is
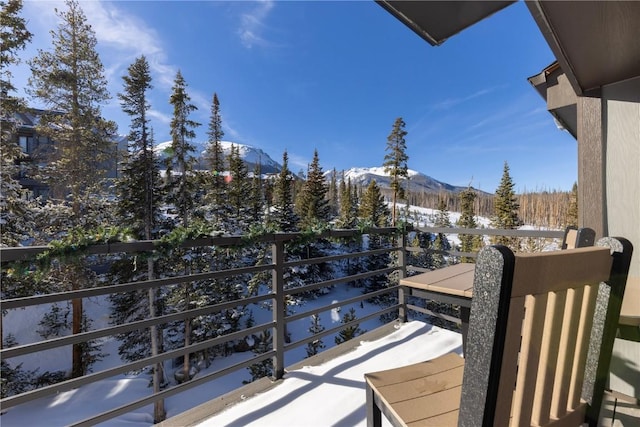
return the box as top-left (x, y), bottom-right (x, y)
top-left (407, 231), bottom-right (432, 271)
top-left (490, 161), bottom-right (521, 249)
top-left (0, 0), bottom-right (33, 248)
top-left (359, 180), bottom-right (392, 300)
top-left (115, 58), bottom-right (165, 416)
top-left (245, 330), bottom-right (273, 383)
top-left (116, 55), bottom-right (161, 240)
top-left (306, 314), bottom-right (325, 357)
top-left (359, 180), bottom-right (389, 228)
top-left (26, 0), bottom-right (114, 378)
top-left (271, 151), bottom-right (298, 232)
top-left (27, 0), bottom-right (117, 214)
top-left (457, 187), bottom-right (483, 263)
top-left (566, 182), bottom-right (578, 228)
top-left (115, 58), bottom-right (166, 419)
top-left (337, 175), bottom-right (359, 228)
top-left (328, 168), bottom-right (339, 219)
top-left (334, 308), bottom-right (365, 345)
top-left (383, 117), bottom-right (409, 225)
top-left (1, 334), bottom-right (39, 399)
top-left (166, 70), bottom-right (199, 228)
top-left (204, 93), bottom-right (226, 226)
top-left (226, 143), bottom-right (251, 232)
top-left (248, 162), bottom-right (264, 225)
top-left (432, 197), bottom-right (452, 268)
top-left (296, 149), bottom-right (330, 229)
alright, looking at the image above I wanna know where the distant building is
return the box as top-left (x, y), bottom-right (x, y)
top-left (11, 108), bottom-right (126, 200)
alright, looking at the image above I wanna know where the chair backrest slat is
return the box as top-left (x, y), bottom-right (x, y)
top-left (550, 287), bottom-right (584, 418)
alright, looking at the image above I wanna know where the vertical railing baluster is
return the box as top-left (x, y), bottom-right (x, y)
top-left (397, 228), bottom-right (408, 322)
top-left (271, 238), bottom-right (285, 379)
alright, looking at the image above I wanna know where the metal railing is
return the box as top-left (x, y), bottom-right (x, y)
top-left (0, 226), bottom-right (565, 425)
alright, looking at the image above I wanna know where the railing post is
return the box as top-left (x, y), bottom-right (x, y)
top-left (271, 239), bottom-right (286, 379)
top-left (397, 228), bottom-right (408, 322)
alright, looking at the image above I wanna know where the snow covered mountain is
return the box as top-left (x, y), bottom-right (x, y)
top-left (153, 140), bottom-right (476, 193)
top-left (336, 166), bottom-right (473, 194)
top-left (154, 140), bottom-right (282, 174)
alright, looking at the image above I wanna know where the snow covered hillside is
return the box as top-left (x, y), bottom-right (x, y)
top-left (333, 166), bottom-right (477, 194)
top-left (154, 140), bottom-right (282, 174)
top-left (152, 140), bottom-right (475, 194)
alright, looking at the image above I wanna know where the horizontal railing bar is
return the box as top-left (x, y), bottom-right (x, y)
top-left (0, 228), bottom-right (402, 264)
top-left (406, 303), bottom-right (462, 325)
top-left (286, 286), bottom-right (400, 324)
top-left (1, 292), bottom-right (273, 360)
top-left (1, 263), bottom-right (274, 310)
top-left (284, 246), bottom-right (396, 268)
top-left (285, 303), bottom-right (401, 352)
top-left (0, 321), bottom-right (275, 409)
top-left (414, 226), bottom-right (564, 238)
top-left (284, 266), bottom-right (399, 297)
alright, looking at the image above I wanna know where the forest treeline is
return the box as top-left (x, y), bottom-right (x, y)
top-left (392, 185), bottom-right (576, 230)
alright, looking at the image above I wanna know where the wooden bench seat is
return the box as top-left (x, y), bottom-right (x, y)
top-left (366, 237), bottom-right (633, 427)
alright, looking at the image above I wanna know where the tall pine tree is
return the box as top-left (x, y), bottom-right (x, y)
top-left (116, 55), bottom-right (161, 240)
top-left (27, 0), bottom-right (117, 216)
top-left (383, 117), bottom-right (409, 226)
top-left (0, 0), bottom-right (33, 247)
top-left (337, 175), bottom-right (358, 228)
top-left (490, 161), bottom-right (521, 249)
top-left (457, 187), bottom-right (483, 263)
top-left (204, 93), bottom-right (226, 226)
top-left (271, 151), bottom-right (298, 232)
top-left (166, 70), bottom-right (199, 228)
top-left (114, 54), bottom-right (166, 422)
top-left (359, 180), bottom-right (392, 300)
top-left (226, 144), bottom-right (251, 232)
top-left (0, 0), bottom-right (34, 387)
top-left (432, 197), bottom-right (452, 268)
top-left (26, 0), bottom-right (114, 377)
top-left (295, 149), bottom-right (330, 230)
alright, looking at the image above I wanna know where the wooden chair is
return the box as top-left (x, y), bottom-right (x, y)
top-left (365, 237), bottom-right (633, 426)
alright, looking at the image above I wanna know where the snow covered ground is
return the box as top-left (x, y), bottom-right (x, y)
top-left (2, 280), bottom-right (436, 426)
top-left (193, 321), bottom-right (461, 427)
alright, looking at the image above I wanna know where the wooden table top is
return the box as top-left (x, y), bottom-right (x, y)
top-left (400, 263), bottom-right (475, 298)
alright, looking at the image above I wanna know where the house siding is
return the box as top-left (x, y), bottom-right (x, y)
top-left (603, 76), bottom-right (640, 284)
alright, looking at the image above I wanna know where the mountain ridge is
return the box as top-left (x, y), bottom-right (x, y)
top-left (154, 140), bottom-right (487, 194)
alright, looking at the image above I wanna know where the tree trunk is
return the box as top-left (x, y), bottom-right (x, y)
top-left (148, 258), bottom-right (166, 422)
top-left (71, 293), bottom-right (83, 378)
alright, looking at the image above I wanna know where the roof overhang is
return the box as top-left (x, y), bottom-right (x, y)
top-left (526, 1), bottom-right (640, 96)
top-left (376, 0), bottom-right (516, 46)
top-left (528, 62), bottom-right (577, 138)
top-left (378, 1), bottom-right (640, 96)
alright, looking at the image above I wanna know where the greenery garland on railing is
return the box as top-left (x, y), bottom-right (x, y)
top-left (3, 220), bottom-right (407, 279)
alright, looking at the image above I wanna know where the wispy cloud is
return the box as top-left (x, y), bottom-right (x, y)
top-left (430, 84), bottom-right (507, 111)
top-left (237, 0), bottom-right (275, 49)
top-left (288, 153), bottom-right (310, 173)
top-left (80, 2), bottom-right (175, 91)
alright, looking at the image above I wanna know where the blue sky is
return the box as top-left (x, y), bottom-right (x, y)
top-left (16, 0), bottom-right (577, 192)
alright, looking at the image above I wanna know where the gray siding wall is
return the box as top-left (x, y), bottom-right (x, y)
top-left (603, 76), bottom-right (640, 284)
